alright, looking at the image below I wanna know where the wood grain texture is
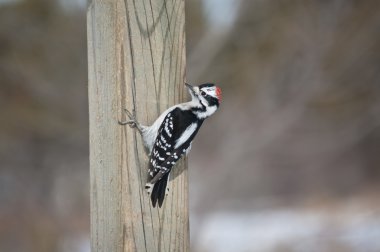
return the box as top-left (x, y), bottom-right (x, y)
top-left (87, 0), bottom-right (188, 251)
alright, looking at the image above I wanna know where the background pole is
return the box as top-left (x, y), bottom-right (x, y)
top-left (87, 0), bottom-right (188, 251)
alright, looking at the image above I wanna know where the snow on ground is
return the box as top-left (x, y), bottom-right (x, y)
top-left (194, 205), bottom-right (380, 252)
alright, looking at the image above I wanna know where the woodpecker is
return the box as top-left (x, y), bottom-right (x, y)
top-left (119, 83), bottom-right (222, 207)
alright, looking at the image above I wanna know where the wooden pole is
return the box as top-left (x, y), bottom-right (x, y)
top-left (87, 0), bottom-right (188, 251)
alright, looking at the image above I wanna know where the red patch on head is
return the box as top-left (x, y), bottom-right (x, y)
top-left (216, 86), bottom-right (222, 102)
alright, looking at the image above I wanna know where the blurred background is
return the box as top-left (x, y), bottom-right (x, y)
top-left (1, 0), bottom-right (380, 251)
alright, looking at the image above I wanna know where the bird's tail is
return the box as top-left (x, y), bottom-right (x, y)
top-left (150, 173), bottom-right (169, 208)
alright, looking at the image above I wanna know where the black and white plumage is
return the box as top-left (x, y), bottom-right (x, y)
top-left (120, 83), bottom-right (222, 207)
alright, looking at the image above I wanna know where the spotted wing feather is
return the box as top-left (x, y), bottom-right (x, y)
top-left (148, 113), bottom-right (176, 179)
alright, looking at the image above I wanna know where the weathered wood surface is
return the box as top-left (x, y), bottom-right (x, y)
top-left (87, 0), bottom-right (188, 251)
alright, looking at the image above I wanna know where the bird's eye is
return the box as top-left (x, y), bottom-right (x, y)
top-left (200, 91), bottom-right (206, 96)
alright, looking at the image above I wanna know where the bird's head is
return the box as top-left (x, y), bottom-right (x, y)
top-left (185, 82), bottom-right (222, 119)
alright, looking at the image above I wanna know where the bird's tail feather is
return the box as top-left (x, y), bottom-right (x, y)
top-left (150, 173), bottom-right (169, 208)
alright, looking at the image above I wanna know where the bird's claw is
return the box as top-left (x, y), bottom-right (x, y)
top-left (119, 108), bottom-right (139, 129)
top-left (123, 108), bottom-right (135, 120)
top-left (118, 119), bottom-right (137, 128)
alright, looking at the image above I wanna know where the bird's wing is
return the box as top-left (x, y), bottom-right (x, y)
top-left (148, 109), bottom-right (188, 178)
top-left (147, 108), bottom-right (202, 207)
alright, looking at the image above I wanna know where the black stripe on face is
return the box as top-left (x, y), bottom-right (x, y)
top-left (199, 87), bottom-right (219, 107)
top-left (205, 95), bottom-right (219, 107)
top-left (191, 100), bottom-right (206, 113)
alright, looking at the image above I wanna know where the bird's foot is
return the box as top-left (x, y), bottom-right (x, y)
top-left (119, 109), bottom-right (142, 132)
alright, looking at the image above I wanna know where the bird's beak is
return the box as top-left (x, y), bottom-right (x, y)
top-left (185, 82), bottom-right (196, 95)
top-left (185, 82), bottom-right (194, 91)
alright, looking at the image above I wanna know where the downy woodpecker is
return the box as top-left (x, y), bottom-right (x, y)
top-left (119, 83), bottom-right (222, 207)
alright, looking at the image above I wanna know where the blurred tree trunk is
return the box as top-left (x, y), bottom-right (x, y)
top-left (87, 0), bottom-right (188, 251)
